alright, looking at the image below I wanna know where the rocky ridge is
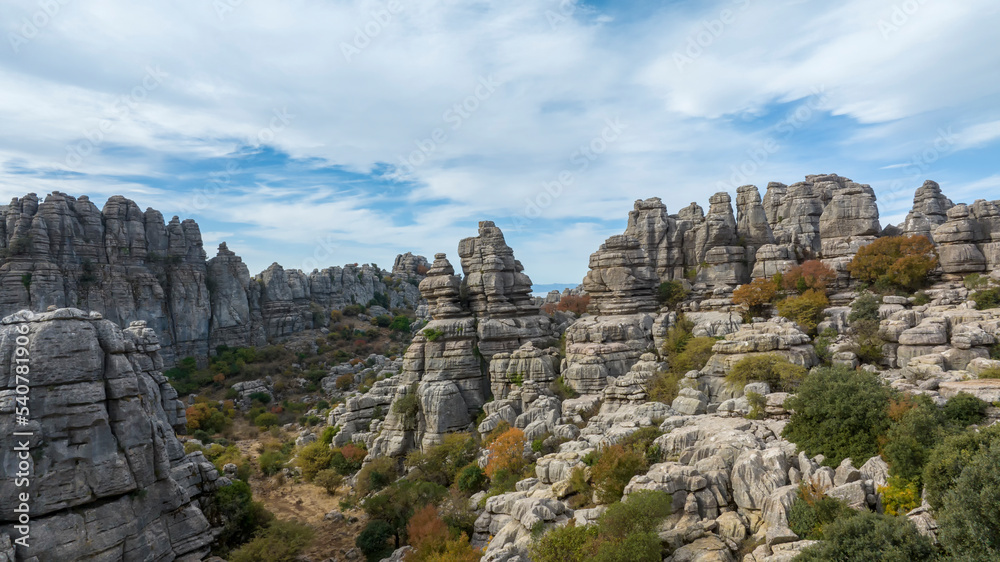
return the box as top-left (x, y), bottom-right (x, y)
top-left (0, 192), bottom-right (426, 364)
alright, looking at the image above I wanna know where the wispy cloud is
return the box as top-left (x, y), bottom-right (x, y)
top-left (0, 0), bottom-right (998, 283)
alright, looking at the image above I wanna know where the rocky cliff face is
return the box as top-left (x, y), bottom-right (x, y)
top-left (0, 308), bottom-right (222, 561)
top-left (0, 192), bottom-right (426, 364)
top-left (369, 223), bottom-right (556, 458)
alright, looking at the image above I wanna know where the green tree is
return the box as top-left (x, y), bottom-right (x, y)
top-left (922, 424), bottom-right (1000, 509)
top-left (787, 483), bottom-right (857, 540)
top-left (206, 480), bottom-right (273, 555)
top-left (794, 511), bottom-right (937, 562)
top-left (782, 366), bottom-right (893, 467)
top-left (882, 394), bottom-right (944, 486)
top-left (361, 479), bottom-right (448, 549)
top-left (941, 391), bottom-right (988, 427)
top-left (356, 520), bottom-right (394, 561)
top-left (725, 354), bottom-right (807, 392)
top-left (591, 444), bottom-right (647, 504)
top-left (938, 441), bottom-right (1000, 560)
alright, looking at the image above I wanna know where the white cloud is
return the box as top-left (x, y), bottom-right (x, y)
top-left (0, 0), bottom-right (998, 282)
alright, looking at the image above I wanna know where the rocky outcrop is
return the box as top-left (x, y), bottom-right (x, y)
top-left (0, 308), bottom-right (221, 561)
top-left (582, 235), bottom-right (659, 316)
top-left (459, 221), bottom-right (553, 359)
top-left (0, 191), bottom-right (427, 364)
top-left (902, 180), bottom-right (954, 241)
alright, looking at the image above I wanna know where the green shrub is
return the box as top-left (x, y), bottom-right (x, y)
top-left (404, 433), bottom-right (477, 486)
top-left (794, 511), bottom-right (937, 561)
top-left (314, 469), bottom-right (344, 495)
top-left (942, 391), bottom-right (988, 427)
top-left (881, 394), bottom-right (943, 486)
top-left (456, 463), bottom-right (488, 493)
top-left (850, 318), bottom-right (885, 365)
top-left (879, 476), bottom-right (921, 516)
top-left (591, 444), bottom-right (647, 504)
top-left (848, 291), bottom-right (880, 324)
top-left (979, 367), bottom-right (1000, 379)
top-left (775, 289), bottom-right (829, 335)
top-left (937, 440), bottom-right (1000, 560)
top-left (229, 519), bottom-right (314, 562)
top-left (618, 427), bottom-right (663, 465)
top-left (258, 450), bottom-right (287, 476)
top-left (343, 304), bottom-right (364, 316)
top-left (725, 354), bottom-right (807, 392)
top-left (745, 391), bottom-right (766, 420)
top-left (670, 336), bottom-right (717, 375)
top-left (422, 328), bottom-right (444, 341)
top-left (922, 424), bottom-right (1000, 510)
top-left (814, 328), bottom-right (838, 365)
top-left (787, 483), bottom-right (857, 540)
top-left (206, 480), bottom-right (273, 555)
top-left (389, 315), bottom-right (411, 332)
top-left (657, 280), bottom-right (688, 309)
top-left (320, 425), bottom-right (339, 444)
top-left (254, 412), bottom-right (279, 428)
top-left (782, 366), bottom-right (892, 467)
top-left (355, 456), bottom-right (398, 498)
top-left (356, 520), bottom-right (394, 561)
top-left (971, 287), bottom-right (1000, 310)
top-left (362, 479), bottom-right (448, 552)
top-left (373, 314), bottom-right (392, 327)
top-left (550, 375), bottom-right (579, 400)
top-left (912, 291), bottom-right (930, 306)
top-left (529, 490), bottom-right (671, 562)
top-left (647, 370), bottom-right (683, 404)
top-left (297, 440), bottom-right (334, 481)
top-left (391, 388), bottom-right (420, 431)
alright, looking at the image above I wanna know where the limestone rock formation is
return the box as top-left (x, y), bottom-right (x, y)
top-left (582, 235), bottom-right (659, 316)
top-left (0, 308), bottom-right (220, 561)
top-left (458, 221), bottom-right (553, 358)
top-left (0, 191), bottom-right (427, 364)
top-left (902, 180), bottom-right (954, 241)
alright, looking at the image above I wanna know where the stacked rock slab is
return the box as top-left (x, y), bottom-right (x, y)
top-left (902, 180), bottom-right (954, 241)
top-left (369, 254), bottom-right (483, 456)
top-left (0, 308), bottom-right (220, 561)
top-left (933, 201), bottom-right (1000, 274)
top-left (458, 221), bottom-right (553, 359)
top-left (563, 235), bottom-right (662, 393)
top-left (818, 181), bottom-right (881, 283)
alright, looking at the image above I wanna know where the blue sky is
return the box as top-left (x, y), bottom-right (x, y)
top-left (1, 0), bottom-right (999, 284)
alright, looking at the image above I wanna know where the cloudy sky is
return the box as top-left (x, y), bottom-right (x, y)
top-left (2, 0), bottom-right (999, 286)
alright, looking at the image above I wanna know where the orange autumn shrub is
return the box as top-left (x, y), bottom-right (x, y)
top-left (485, 427), bottom-right (527, 479)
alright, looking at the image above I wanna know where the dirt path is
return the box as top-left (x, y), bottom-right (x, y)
top-left (237, 439), bottom-right (368, 560)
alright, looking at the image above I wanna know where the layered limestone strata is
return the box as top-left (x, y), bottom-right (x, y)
top-left (0, 191), bottom-right (426, 363)
top-left (0, 308), bottom-right (221, 561)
